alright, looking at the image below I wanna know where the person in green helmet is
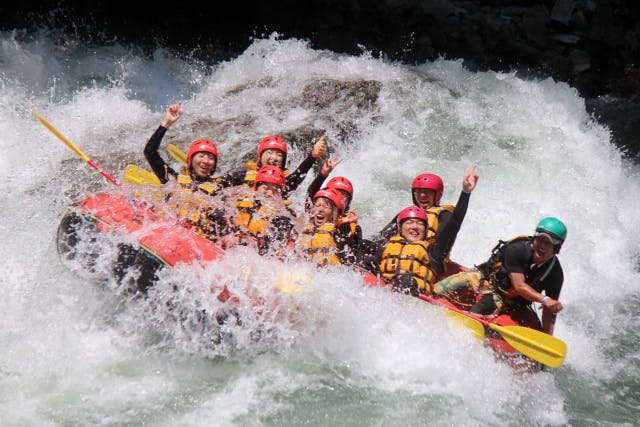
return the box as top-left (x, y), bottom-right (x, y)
top-left (431, 217), bottom-right (567, 335)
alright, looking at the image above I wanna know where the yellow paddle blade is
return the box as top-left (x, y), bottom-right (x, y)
top-left (443, 308), bottom-right (485, 339)
top-left (275, 271), bottom-right (314, 294)
top-left (167, 143), bottom-right (187, 166)
top-left (123, 164), bottom-right (161, 186)
top-left (489, 323), bottom-right (567, 368)
top-left (418, 294), bottom-right (567, 368)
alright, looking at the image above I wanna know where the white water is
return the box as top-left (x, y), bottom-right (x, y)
top-left (1, 31), bottom-right (639, 426)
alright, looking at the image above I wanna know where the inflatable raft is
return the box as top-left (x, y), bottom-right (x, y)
top-left (57, 192), bottom-right (229, 298)
top-left (57, 192), bottom-right (565, 370)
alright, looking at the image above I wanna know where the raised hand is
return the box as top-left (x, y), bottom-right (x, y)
top-left (321, 154), bottom-right (343, 177)
top-left (162, 102), bottom-right (183, 128)
top-left (462, 164), bottom-right (479, 193)
top-left (312, 135), bottom-right (328, 158)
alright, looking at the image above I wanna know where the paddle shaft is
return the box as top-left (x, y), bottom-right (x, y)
top-left (34, 112), bottom-right (122, 187)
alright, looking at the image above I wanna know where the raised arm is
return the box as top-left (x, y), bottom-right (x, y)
top-left (143, 102), bottom-right (184, 183)
top-left (429, 165), bottom-right (479, 270)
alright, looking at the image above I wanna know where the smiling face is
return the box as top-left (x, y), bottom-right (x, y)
top-left (259, 149), bottom-right (285, 168)
top-left (413, 188), bottom-right (437, 210)
top-left (400, 218), bottom-right (426, 243)
top-left (190, 152), bottom-right (217, 178)
top-left (532, 234), bottom-right (557, 264)
top-left (312, 197), bottom-right (337, 227)
top-left (256, 182), bottom-right (283, 200)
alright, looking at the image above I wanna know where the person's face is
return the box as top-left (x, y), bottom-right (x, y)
top-left (532, 234), bottom-right (557, 264)
top-left (413, 188), bottom-right (436, 209)
top-left (312, 197), bottom-right (336, 227)
top-left (259, 149), bottom-right (285, 167)
top-left (256, 182), bottom-right (282, 199)
top-left (401, 218), bottom-right (426, 243)
top-left (191, 152), bottom-right (217, 178)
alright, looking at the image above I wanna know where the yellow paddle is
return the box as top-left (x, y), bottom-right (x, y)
top-left (275, 270), bottom-right (313, 294)
top-left (34, 111), bottom-right (122, 186)
top-left (420, 294), bottom-right (567, 368)
top-left (123, 164), bottom-right (162, 186)
top-left (443, 309), bottom-right (485, 339)
top-left (167, 143), bottom-right (187, 166)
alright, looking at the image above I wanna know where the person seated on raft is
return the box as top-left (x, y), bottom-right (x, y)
top-left (217, 165), bottom-right (297, 256)
top-left (361, 166), bottom-right (478, 297)
top-left (431, 217), bottom-right (566, 335)
top-left (361, 172), bottom-right (465, 279)
top-left (144, 101), bottom-right (230, 194)
top-left (143, 101), bottom-right (233, 238)
top-left (304, 154), bottom-right (363, 264)
top-left (219, 134), bottom-right (328, 197)
top-left (295, 187), bottom-right (352, 267)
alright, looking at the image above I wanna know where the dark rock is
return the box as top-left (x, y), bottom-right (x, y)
top-left (554, 34), bottom-right (581, 44)
top-left (550, 0), bottom-right (575, 25)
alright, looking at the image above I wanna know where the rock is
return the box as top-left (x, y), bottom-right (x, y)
top-left (550, 0), bottom-right (575, 25)
top-left (569, 49), bottom-right (591, 73)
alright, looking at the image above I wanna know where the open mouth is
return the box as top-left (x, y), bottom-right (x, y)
top-left (313, 213), bottom-right (327, 226)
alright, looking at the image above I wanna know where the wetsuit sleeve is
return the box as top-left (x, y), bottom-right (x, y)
top-left (428, 191), bottom-right (471, 271)
top-left (284, 154), bottom-right (316, 195)
top-left (143, 125), bottom-right (177, 184)
top-left (203, 207), bottom-right (232, 238)
top-left (216, 169), bottom-right (246, 188)
top-left (335, 223), bottom-right (363, 264)
top-left (269, 216), bottom-right (295, 244)
top-left (437, 209), bottom-right (453, 231)
top-left (356, 236), bottom-right (385, 275)
top-left (307, 172), bottom-right (327, 199)
top-left (303, 171), bottom-right (328, 212)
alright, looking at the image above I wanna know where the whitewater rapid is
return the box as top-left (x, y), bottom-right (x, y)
top-left (1, 31), bottom-right (638, 426)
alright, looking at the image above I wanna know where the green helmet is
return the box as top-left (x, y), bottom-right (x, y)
top-left (535, 217), bottom-right (567, 244)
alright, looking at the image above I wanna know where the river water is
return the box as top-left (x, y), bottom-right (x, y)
top-left (1, 30), bottom-right (638, 426)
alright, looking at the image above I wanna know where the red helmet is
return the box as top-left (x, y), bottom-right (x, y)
top-left (397, 206), bottom-right (428, 229)
top-left (326, 176), bottom-right (353, 197)
top-left (254, 165), bottom-right (286, 189)
top-left (326, 176), bottom-right (353, 210)
top-left (187, 139), bottom-right (218, 168)
top-left (313, 188), bottom-right (345, 215)
top-left (256, 135), bottom-right (287, 167)
top-left (411, 173), bottom-right (443, 205)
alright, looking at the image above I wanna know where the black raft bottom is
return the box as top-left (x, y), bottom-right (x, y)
top-left (56, 212), bottom-right (165, 294)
